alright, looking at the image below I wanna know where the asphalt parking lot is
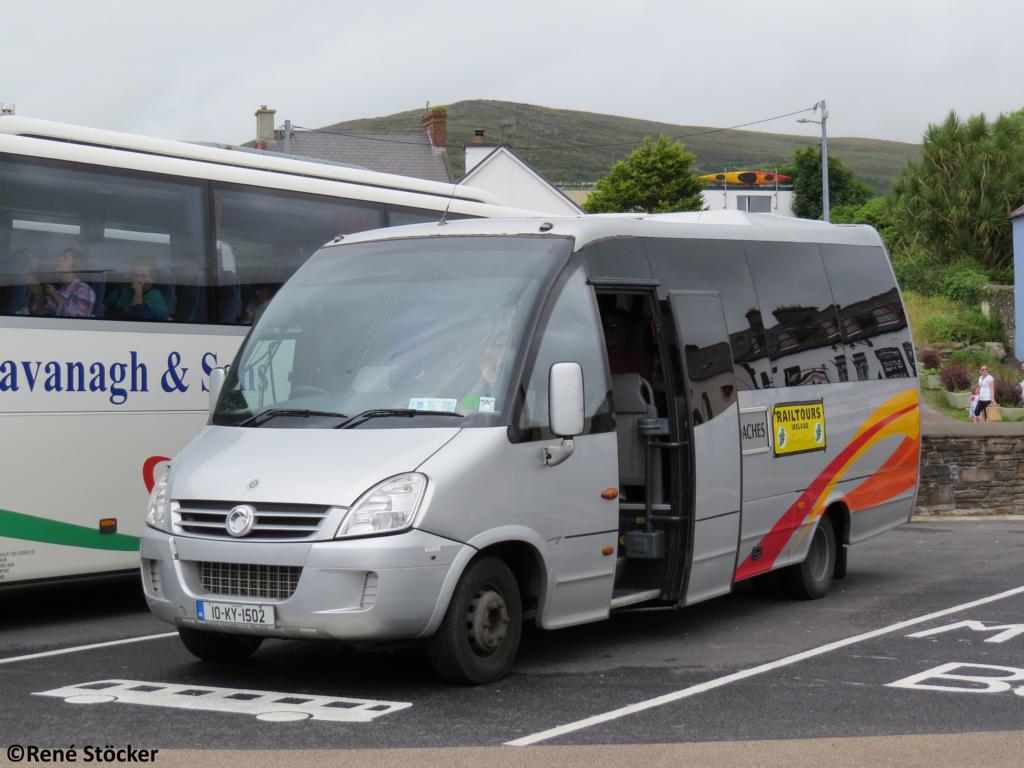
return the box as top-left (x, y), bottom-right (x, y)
top-left (2, 519), bottom-right (1023, 754)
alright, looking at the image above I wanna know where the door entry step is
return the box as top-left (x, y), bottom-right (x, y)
top-left (609, 588), bottom-right (662, 609)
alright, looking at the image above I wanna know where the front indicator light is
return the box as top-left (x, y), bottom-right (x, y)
top-left (145, 469), bottom-right (172, 532)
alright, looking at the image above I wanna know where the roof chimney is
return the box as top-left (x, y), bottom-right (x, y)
top-left (423, 105), bottom-right (447, 148)
top-left (255, 105), bottom-right (276, 147)
top-left (464, 128), bottom-right (495, 176)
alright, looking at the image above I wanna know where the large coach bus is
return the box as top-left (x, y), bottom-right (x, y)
top-left (0, 116), bottom-right (529, 585)
top-left (140, 212), bottom-right (921, 683)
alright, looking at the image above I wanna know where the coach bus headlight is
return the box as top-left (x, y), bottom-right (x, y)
top-left (335, 473), bottom-right (426, 538)
top-left (145, 470), bottom-right (173, 533)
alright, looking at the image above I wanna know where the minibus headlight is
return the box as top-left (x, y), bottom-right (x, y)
top-left (336, 473), bottom-right (427, 538)
top-left (145, 470), bottom-right (172, 533)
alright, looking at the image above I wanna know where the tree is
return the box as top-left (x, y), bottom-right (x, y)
top-left (888, 110), bottom-right (1024, 272)
top-left (584, 136), bottom-right (704, 213)
top-left (786, 147), bottom-right (873, 220)
top-left (831, 196), bottom-right (898, 250)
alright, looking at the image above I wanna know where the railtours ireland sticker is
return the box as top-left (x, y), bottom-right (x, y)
top-left (771, 400), bottom-right (826, 457)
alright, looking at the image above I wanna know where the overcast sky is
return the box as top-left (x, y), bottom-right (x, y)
top-left (2, 1), bottom-right (1021, 148)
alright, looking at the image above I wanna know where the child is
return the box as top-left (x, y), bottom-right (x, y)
top-left (968, 385), bottom-right (980, 423)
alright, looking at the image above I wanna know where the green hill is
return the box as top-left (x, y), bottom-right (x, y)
top-left (321, 100), bottom-right (920, 193)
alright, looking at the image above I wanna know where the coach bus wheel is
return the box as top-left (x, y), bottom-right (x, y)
top-left (427, 556), bottom-right (522, 684)
top-left (783, 515), bottom-right (836, 600)
top-left (178, 627), bottom-right (263, 662)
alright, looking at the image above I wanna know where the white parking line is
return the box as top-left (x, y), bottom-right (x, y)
top-left (0, 632), bottom-right (177, 666)
top-left (35, 679), bottom-right (411, 722)
top-left (506, 584), bottom-right (1024, 746)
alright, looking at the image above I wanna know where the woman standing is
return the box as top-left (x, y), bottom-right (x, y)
top-left (975, 364), bottom-right (996, 422)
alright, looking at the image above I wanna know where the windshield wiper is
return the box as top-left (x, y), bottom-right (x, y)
top-left (335, 408), bottom-right (465, 429)
top-left (238, 408), bottom-right (349, 427)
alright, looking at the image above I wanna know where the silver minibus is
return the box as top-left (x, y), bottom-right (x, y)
top-left (141, 212), bottom-right (921, 683)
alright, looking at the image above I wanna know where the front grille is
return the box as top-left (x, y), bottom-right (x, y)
top-left (176, 500), bottom-right (331, 540)
top-left (199, 562), bottom-right (302, 600)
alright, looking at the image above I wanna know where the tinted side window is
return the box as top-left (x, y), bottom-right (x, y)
top-left (0, 156), bottom-right (204, 322)
top-left (821, 244), bottom-right (911, 380)
top-left (584, 237), bottom-right (653, 281)
top-left (669, 291), bottom-right (737, 422)
top-left (518, 266), bottom-right (612, 440)
top-left (213, 186), bottom-right (384, 325)
top-left (743, 241), bottom-right (842, 387)
top-left (645, 238), bottom-right (771, 390)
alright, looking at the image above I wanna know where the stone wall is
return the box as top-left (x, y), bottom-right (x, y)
top-left (916, 432), bottom-right (1024, 516)
top-left (980, 283), bottom-right (1015, 356)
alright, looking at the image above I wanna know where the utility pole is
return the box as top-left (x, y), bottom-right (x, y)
top-left (283, 119), bottom-right (292, 154)
top-left (798, 100), bottom-right (830, 222)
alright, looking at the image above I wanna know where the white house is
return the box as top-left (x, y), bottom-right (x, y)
top-left (461, 135), bottom-right (583, 216)
top-left (700, 185), bottom-right (795, 217)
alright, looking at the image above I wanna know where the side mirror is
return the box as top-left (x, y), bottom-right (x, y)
top-left (208, 367), bottom-right (227, 415)
top-left (549, 362), bottom-right (584, 438)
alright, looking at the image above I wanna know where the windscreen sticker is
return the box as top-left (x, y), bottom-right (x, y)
top-left (771, 400), bottom-right (826, 456)
top-left (478, 397), bottom-right (496, 414)
top-left (408, 397), bottom-right (458, 413)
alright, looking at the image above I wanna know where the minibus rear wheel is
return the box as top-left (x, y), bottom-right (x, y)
top-left (427, 555), bottom-right (522, 684)
top-left (782, 515), bottom-right (836, 600)
top-left (178, 627), bottom-right (263, 662)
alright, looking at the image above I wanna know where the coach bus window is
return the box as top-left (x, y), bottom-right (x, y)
top-left (645, 238), bottom-right (770, 391)
top-left (743, 242), bottom-right (842, 387)
top-left (213, 186), bottom-right (384, 324)
top-left (821, 244), bottom-right (909, 380)
top-left (0, 157), bottom-right (205, 322)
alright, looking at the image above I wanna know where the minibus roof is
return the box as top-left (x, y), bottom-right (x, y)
top-left (327, 211), bottom-right (886, 250)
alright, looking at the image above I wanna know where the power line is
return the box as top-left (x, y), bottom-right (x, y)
top-left (514, 105), bottom-right (819, 151)
top-left (285, 104), bottom-right (819, 152)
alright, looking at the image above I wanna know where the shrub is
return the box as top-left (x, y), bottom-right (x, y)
top-left (920, 310), bottom-right (1004, 346)
top-left (939, 363), bottom-right (971, 392)
top-left (995, 378), bottom-right (1022, 407)
top-left (938, 260), bottom-right (990, 305)
top-left (988, 266), bottom-right (1014, 285)
top-left (892, 252), bottom-right (942, 296)
top-left (918, 347), bottom-right (941, 369)
top-left (947, 349), bottom-right (1002, 369)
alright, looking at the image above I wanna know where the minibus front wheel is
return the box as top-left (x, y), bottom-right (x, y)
top-left (427, 555), bottom-right (522, 684)
top-left (178, 627), bottom-right (263, 663)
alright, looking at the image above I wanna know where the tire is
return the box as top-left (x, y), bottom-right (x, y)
top-left (178, 627), bottom-right (263, 662)
top-left (427, 556), bottom-right (522, 684)
top-left (782, 515), bottom-right (836, 600)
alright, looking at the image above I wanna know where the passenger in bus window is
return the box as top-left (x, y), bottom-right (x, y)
top-left (243, 284), bottom-right (275, 324)
top-left (106, 259), bottom-right (169, 321)
top-left (43, 248), bottom-right (96, 318)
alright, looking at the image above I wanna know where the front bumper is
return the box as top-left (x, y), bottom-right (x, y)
top-left (140, 527), bottom-right (470, 641)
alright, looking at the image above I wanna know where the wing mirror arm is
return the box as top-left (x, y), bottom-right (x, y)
top-left (543, 438), bottom-right (575, 468)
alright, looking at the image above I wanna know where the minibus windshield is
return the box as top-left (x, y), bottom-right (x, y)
top-left (214, 235), bottom-right (570, 428)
